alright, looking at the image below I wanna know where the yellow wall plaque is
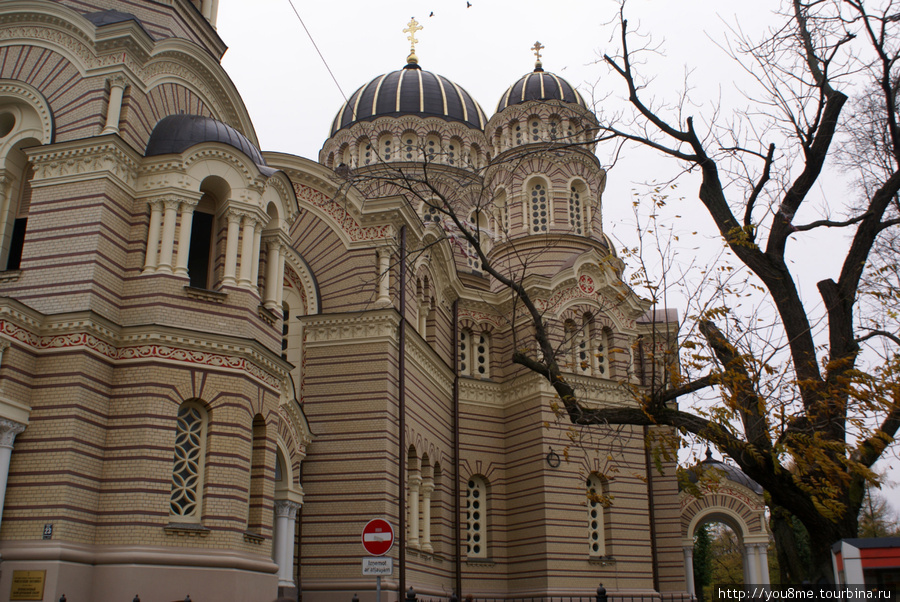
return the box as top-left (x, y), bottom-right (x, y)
top-left (10, 570), bottom-right (46, 601)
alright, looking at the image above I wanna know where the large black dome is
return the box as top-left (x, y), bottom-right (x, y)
top-left (330, 64), bottom-right (487, 136)
top-left (496, 68), bottom-right (586, 113)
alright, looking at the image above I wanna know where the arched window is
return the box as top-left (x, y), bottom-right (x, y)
top-left (466, 210), bottom-right (490, 271)
top-left (549, 116), bottom-right (560, 141)
top-left (587, 474), bottom-right (608, 557)
top-left (186, 176), bottom-right (229, 290)
top-left (359, 137), bottom-right (372, 166)
top-left (460, 329), bottom-right (490, 378)
top-left (247, 414), bottom-right (267, 534)
top-left (529, 116), bottom-right (542, 142)
top-left (379, 133), bottom-right (392, 161)
top-left (493, 190), bottom-right (509, 236)
top-left (594, 326), bottom-right (611, 377)
top-left (513, 120), bottom-right (523, 146)
top-left (529, 179), bottom-right (549, 233)
top-left (473, 332), bottom-right (490, 378)
top-left (169, 401), bottom-right (208, 521)
top-left (0, 91), bottom-right (50, 272)
top-left (402, 132), bottom-right (418, 161)
top-left (425, 134), bottom-right (440, 163)
top-left (422, 200), bottom-right (440, 225)
top-left (448, 137), bottom-right (462, 165)
top-left (569, 181), bottom-right (587, 236)
top-left (576, 315), bottom-right (591, 375)
top-left (407, 446), bottom-right (421, 549)
top-left (459, 328), bottom-right (471, 376)
top-left (466, 475), bottom-right (489, 558)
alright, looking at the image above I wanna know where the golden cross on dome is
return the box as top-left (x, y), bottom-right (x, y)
top-left (532, 41), bottom-right (544, 62)
top-left (404, 18), bottom-right (423, 63)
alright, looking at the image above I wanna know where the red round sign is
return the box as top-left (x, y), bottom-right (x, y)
top-left (361, 519), bottom-right (394, 556)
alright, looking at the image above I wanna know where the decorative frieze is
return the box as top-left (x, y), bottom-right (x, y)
top-left (293, 183), bottom-right (393, 242)
top-left (27, 139), bottom-right (141, 190)
top-left (0, 316), bottom-right (288, 392)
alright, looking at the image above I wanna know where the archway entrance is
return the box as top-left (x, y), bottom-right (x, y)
top-left (681, 454), bottom-right (770, 595)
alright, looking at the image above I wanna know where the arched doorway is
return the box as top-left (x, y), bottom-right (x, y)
top-left (681, 452), bottom-right (770, 594)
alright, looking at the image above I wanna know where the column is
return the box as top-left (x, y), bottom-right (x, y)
top-left (249, 222), bottom-right (262, 292)
top-left (0, 175), bottom-right (12, 266)
top-left (274, 247), bottom-right (286, 308)
top-left (209, 0), bottom-right (220, 28)
top-left (376, 249), bottom-right (391, 304)
top-left (0, 419), bottom-right (26, 532)
top-left (174, 200), bottom-right (198, 276)
top-left (420, 479), bottom-right (434, 553)
top-left (757, 543), bottom-right (771, 586)
top-left (408, 474), bottom-right (421, 549)
top-left (222, 211), bottom-right (242, 286)
top-left (746, 543), bottom-right (760, 585)
top-left (101, 76), bottom-right (128, 135)
top-left (238, 215), bottom-right (257, 287)
top-left (274, 500), bottom-right (301, 588)
top-left (157, 199), bottom-right (180, 273)
top-left (683, 545), bottom-right (695, 596)
top-left (263, 237), bottom-right (282, 310)
top-left (143, 199), bottom-right (163, 273)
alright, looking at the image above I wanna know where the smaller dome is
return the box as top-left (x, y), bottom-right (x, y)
top-left (145, 114), bottom-right (266, 167)
top-left (682, 451), bottom-right (763, 494)
top-left (496, 68), bottom-right (586, 113)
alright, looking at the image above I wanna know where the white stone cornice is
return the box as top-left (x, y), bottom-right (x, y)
top-left (405, 326), bottom-right (454, 392)
top-left (302, 310), bottom-right (400, 346)
top-left (25, 136), bottom-right (142, 191)
top-left (459, 370), bottom-right (634, 411)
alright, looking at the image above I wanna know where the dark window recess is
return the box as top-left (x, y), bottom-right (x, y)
top-left (187, 211), bottom-right (214, 289)
top-left (6, 218), bottom-right (27, 270)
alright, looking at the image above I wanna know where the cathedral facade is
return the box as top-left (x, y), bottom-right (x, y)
top-left (0, 2), bottom-right (687, 600)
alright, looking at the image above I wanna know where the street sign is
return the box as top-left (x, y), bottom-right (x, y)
top-left (362, 557), bottom-right (393, 575)
top-left (361, 518), bottom-right (394, 556)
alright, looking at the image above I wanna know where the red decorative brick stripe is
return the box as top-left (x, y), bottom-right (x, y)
top-left (0, 320), bottom-right (281, 389)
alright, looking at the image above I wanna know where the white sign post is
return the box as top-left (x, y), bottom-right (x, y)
top-left (361, 519), bottom-right (395, 601)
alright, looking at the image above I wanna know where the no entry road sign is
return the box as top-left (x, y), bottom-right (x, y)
top-left (361, 519), bottom-right (394, 556)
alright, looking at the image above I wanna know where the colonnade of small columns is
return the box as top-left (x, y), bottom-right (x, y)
top-left (407, 460), bottom-right (436, 554)
top-left (326, 131), bottom-right (488, 171)
top-left (143, 195), bottom-right (288, 309)
top-left (488, 114), bottom-right (593, 155)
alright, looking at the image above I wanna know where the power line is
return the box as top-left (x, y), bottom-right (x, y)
top-left (285, 0), bottom-right (349, 104)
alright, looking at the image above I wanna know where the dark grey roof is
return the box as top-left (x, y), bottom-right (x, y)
top-left (145, 114), bottom-right (266, 167)
top-left (330, 64), bottom-right (487, 136)
top-left (683, 455), bottom-right (764, 494)
top-left (83, 9), bottom-right (141, 28)
top-left (496, 68), bottom-right (587, 113)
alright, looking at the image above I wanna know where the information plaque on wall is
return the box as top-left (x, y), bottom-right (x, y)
top-left (10, 570), bottom-right (46, 601)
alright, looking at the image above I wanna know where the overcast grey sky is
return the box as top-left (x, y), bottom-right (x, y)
top-left (214, 1), bottom-right (900, 492)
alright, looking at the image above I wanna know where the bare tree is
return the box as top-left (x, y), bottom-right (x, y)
top-left (582, 0), bottom-right (900, 581)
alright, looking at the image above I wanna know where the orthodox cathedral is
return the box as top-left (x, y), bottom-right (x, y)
top-left (0, 1), bottom-right (771, 601)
